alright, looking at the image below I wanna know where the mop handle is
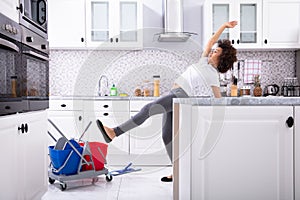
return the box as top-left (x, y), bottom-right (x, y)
top-left (79, 121), bottom-right (92, 141)
top-left (48, 119), bottom-right (89, 165)
top-left (47, 131), bottom-right (57, 142)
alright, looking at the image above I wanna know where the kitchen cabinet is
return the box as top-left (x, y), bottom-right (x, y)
top-left (0, 0), bottom-right (19, 22)
top-left (48, 0), bottom-right (143, 49)
top-left (296, 106), bottom-right (300, 200)
top-left (48, 98), bottom-right (170, 165)
top-left (48, 0), bottom-right (86, 48)
top-left (174, 105), bottom-right (294, 200)
top-left (83, 100), bottom-right (130, 160)
top-left (203, 0), bottom-right (262, 49)
top-left (48, 100), bottom-right (84, 144)
top-left (262, 0), bottom-right (300, 48)
top-left (203, 0), bottom-right (300, 49)
top-left (85, 0), bottom-right (143, 49)
top-left (0, 110), bottom-right (48, 200)
top-left (129, 100), bottom-right (171, 165)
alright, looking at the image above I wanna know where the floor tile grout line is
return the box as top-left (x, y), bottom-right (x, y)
top-left (116, 177), bottom-right (123, 200)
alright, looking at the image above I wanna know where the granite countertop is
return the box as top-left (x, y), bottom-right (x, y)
top-left (174, 96), bottom-right (300, 106)
top-left (50, 96), bottom-right (300, 105)
top-left (49, 96), bottom-right (159, 101)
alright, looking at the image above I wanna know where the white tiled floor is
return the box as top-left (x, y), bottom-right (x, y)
top-left (42, 166), bottom-right (173, 200)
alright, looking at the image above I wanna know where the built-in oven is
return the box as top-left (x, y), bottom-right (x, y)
top-left (0, 13), bottom-right (23, 116)
top-left (18, 0), bottom-right (47, 38)
top-left (21, 25), bottom-right (49, 112)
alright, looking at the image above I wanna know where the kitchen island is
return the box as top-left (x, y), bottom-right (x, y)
top-left (173, 97), bottom-right (300, 200)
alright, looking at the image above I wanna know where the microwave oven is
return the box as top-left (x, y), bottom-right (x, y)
top-left (18, 0), bottom-right (47, 38)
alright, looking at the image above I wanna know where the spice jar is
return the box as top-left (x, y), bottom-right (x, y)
top-left (153, 75), bottom-right (160, 97)
top-left (240, 85), bottom-right (251, 96)
top-left (11, 76), bottom-right (17, 97)
top-left (142, 80), bottom-right (152, 97)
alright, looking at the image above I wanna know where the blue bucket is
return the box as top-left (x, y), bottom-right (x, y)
top-left (49, 140), bottom-right (83, 175)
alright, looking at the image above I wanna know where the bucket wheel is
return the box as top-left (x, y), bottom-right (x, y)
top-left (105, 173), bottom-right (113, 182)
top-left (48, 177), bottom-right (55, 184)
top-left (92, 177), bottom-right (99, 183)
top-left (60, 182), bottom-right (67, 191)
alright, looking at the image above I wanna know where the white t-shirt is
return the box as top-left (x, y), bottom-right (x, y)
top-left (174, 57), bottom-right (220, 96)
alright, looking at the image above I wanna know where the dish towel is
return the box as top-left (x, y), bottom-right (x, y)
top-left (243, 59), bottom-right (262, 84)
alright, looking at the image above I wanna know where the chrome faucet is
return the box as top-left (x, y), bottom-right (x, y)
top-left (98, 75), bottom-right (109, 96)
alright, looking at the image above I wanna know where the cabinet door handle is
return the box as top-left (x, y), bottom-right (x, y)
top-left (18, 124), bottom-right (25, 134)
top-left (103, 105), bottom-right (109, 108)
top-left (81, 37), bottom-right (84, 42)
top-left (103, 113), bottom-right (109, 116)
top-left (79, 116), bottom-right (82, 121)
top-left (110, 38), bottom-right (113, 43)
top-left (24, 123), bottom-right (28, 133)
top-left (237, 39), bottom-right (240, 44)
top-left (16, 3), bottom-right (23, 13)
top-left (286, 116), bottom-right (294, 128)
top-left (264, 39), bottom-right (268, 44)
top-left (116, 38), bottom-right (119, 43)
top-left (61, 104), bottom-right (66, 107)
top-left (231, 40), bottom-right (234, 44)
top-left (4, 105), bottom-right (11, 110)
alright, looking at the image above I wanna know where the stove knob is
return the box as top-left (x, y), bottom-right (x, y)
top-left (12, 27), bottom-right (18, 35)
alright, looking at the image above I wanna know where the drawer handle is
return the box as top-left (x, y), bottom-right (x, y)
top-left (103, 113), bottom-right (109, 116)
top-left (103, 105), bottom-right (109, 108)
top-left (286, 116), bottom-right (294, 128)
top-left (61, 104), bottom-right (66, 107)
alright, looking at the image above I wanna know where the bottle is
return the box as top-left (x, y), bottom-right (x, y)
top-left (11, 76), bottom-right (17, 97)
top-left (153, 75), bottom-right (160, 97)
top-left (231, 77), bottom-right (238, 97)
top-left (110, 84), bottom-right (117, 96)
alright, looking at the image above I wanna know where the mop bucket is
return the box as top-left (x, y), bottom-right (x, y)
top-left (49, 139), bottom-right (84, 175)
top-left (80, 142), bottom-right (108, 171)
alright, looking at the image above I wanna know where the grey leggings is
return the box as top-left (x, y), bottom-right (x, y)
top-left (113, 87), bottom-right (188, 161)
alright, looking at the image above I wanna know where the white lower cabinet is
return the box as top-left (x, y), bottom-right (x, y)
top-left (48, 100), bottom-right (84, 144)
top-left (83, 100), bottom-right (130, 165)
top-left (0, 110), bottom-right (48, 200)
top-left (48, 99), bottom-right (170, 165)
top-left (129, 100), bottom-right (171, 165)
top-left (175, 105), bottom-right (294, 200)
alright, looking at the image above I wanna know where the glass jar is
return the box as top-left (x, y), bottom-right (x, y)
top-left (11, 76), bottom-right (17, 97)
top-left (153, 75), bottom-right (160, 97)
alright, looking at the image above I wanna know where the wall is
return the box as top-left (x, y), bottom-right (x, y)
top-left (49, 49), bottom-right (295, 96)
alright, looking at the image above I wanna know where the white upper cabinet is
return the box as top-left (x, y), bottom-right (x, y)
top-left (48, 0), bottom-right (86, 48)
top-left (262, 0), bottom-right (300, 48)
top-left (203, 0), bottom-right (300, 49)
top-left (0, 0), bottom-right (20, 22)
top-left (203, 0), bottom-right (262, 49)
top-left (48, 0), bottom-right (143, 49)
top-left (85, 0), bottom-right (143, 49)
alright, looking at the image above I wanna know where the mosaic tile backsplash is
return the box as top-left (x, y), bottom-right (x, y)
top-left (49, 49), bottom-right (296, 96)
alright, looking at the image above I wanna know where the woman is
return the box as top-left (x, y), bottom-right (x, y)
top-left (97, 21), bottom-right (238, 182)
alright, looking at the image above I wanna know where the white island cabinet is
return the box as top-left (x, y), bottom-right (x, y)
top-left (0, 110), bottom-right (48, 200)
top-left (296, 106), bottom-right (300, 200)
top-left (174, 105), bottom-right (294, 200)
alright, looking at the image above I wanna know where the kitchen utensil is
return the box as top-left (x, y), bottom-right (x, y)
top-left (264, 84), bottom-right (279, 96)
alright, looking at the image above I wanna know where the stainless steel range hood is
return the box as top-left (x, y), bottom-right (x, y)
top-left (157, 0), bottom-right (196, 42)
